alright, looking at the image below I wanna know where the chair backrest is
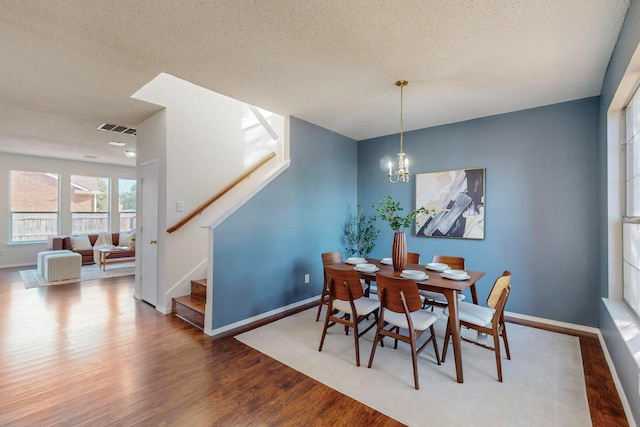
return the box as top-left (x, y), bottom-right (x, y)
top-left (322, 251), bottom-right (343, 267)
top-left (376, 274), bottom-right (422, 313)
top-left (407, 252), bottom-right (420, 264)
top-left (322, 251), bottom-right (344, 288)
top-left (432, 255), bottom-right (465, 270)
top-left (487, 271), bottom-right (512, 309)
top-left (326, 267), bottom-right (365, 301)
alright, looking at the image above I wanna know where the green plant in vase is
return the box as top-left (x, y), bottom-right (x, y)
top-left (373, 195), bottom-right (432, 271)
top-left (344, 202), bottom-right (380, 258)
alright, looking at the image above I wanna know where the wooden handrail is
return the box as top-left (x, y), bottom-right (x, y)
top-left (167, 151), bottom-right (276, 233)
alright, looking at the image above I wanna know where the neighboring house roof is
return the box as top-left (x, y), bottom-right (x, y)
top-left (70, 176), bottom-right (105, 195)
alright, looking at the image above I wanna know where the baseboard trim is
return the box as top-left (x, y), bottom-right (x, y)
top-left (204, 297), bottom-right (317, 338)
top-left (504, 310), bottom-right (600, 336)
top-left (205, 304), bottom-right (601, 340)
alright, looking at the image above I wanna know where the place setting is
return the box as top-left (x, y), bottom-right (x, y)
top-left (441, 269), bottom-right (471, 280)
top-left (353, 263), bottom-right (379, 273)
top-left (400, 269), bottom-right (428, 280)
top-left (425, 262), bottom-right (449, 272)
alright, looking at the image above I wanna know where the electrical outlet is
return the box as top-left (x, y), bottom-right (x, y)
top-left (304, 274), bottom-right (310, 284)
top-left (176, 201), bottom-right (184, 212)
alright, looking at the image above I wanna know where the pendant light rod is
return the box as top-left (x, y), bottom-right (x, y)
top-left (388, 80), bottom-right (411, 183)
top-left (397, 80), bottom-right (407, 155)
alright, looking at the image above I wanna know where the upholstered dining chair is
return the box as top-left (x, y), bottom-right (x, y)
top-left (419, 254), bottom-right (466, 310)
top-left (368, 273), bottom-right (441, 390)
top-left (318, 267), bottom-right (380, 366)
top-left (316, 251), bottom-right (344, 321)
top-left (441, 271), bottom-right (512, 382)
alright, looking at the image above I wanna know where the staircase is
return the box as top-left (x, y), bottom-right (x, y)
top-left (172, 279), bottom-right (206, 329)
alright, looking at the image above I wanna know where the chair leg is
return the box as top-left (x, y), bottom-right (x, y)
top-left (318, 305), bottom-right (332, 352)
top-left (315, 284), bottom-right (328, 322)
top-left (344, 314), bottom-right (350, 335)
top-left (353, 322), bottom-right (360, 367)
top-left (368, 320), bottom-right (383, 368)
top-left (410, 331), bottom-right (420, 390)
top-left (493, 331), bottom-right (503, 382)
top-left (430, 325), bottom-right (441, 365)
top-left (441, 322), bottom-right (451, 363)
top-left (501, 321), bottom-right (511, 360)
top-left (393, 326), bottom-right (399, 349)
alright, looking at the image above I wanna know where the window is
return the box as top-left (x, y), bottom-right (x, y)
top-left (624, 91), bottom-right (640, 318)
top-left (118, 178), bottom-right (136, 232)
top-left (70, 175), bottom-right (109, 234)
top-left (10, 171), bottom-right (60, 242)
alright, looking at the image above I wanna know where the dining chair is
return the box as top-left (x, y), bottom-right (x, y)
top-left (316, 251), bottom-right (344, 321)
top-left (407, 252), bottom-right (420, 264)
top-left (367, 273), bottom-right (441, 390)
top-left (318, 267), bottom-right (380, 366)
top-left (419, 254), bottom-right (466, 310)
top-left (441, 271), bottom-right (512, 382)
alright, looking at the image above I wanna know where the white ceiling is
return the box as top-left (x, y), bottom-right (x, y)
top-left (0, 0), bottom-right (630, 167)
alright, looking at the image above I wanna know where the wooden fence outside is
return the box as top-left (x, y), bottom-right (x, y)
top-left (12, 212), bottom-right (136, 241)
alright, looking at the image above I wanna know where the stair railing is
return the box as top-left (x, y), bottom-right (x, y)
top-left (166, 151), bottom-right (276, 233)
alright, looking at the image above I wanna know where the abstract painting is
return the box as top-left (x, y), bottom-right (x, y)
top-left (415, 168), bottom-right (485, 239)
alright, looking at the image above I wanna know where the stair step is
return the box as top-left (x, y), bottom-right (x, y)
top-left (191, 278), bottom-right (207, 299)
top-left (172, 295), bottom-right (205, 329)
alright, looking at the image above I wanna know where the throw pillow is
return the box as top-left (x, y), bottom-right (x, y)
top-left (128, 233), bottom-right (136, 249)
top-left (118, 231), bottom-right (129, 246)
top-left (94, 231), bottom-right (112, 248)
top-left (70, 235), bottom-right (92, 250)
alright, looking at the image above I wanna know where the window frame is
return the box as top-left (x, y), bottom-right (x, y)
top-left (9, 170), bottom-right (60, 243)
top-left (118, 178), bottom-right (136, 233)
top-left (70, 175), bottom-right (111, 235)
top-left (623, 90), bottom-right (640, 319)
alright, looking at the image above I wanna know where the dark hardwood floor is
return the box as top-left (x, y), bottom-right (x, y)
top-left (0, 266), bottom-right (629, 426)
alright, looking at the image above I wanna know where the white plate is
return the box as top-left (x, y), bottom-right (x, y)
top-left (355, 266), bottom-right (379, 273)
top-left (401, 270), bottom-right (428, 280)
top-left (425, 262), bottom-right (449, 272)
top-left (444, 269), bottom-right (467, 276)
top-left (441, 272), bottom-right (471, 281)
top-left (354, 263), bottom-right (379, 272)
top-left (346, 257), bottom-right (366, 265)
top-left (380, 258), bottom-right (393, 265)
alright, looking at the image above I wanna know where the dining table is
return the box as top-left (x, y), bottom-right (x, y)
top-left (327, 258), bottom-right (485, 384)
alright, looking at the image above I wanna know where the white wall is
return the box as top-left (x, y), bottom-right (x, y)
top-left (132, 73), bottom-right (287, 312)
top-left (0, 152), bottom-right (135, 268)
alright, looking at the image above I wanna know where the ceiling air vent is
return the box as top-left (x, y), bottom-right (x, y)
top-left (98, 122), bottom-right (137, 135)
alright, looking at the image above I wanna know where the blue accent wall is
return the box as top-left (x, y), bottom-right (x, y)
top-left (358, 98), bottom-right (600, 326)
top-left (212, 117), bottom-right (357, 328)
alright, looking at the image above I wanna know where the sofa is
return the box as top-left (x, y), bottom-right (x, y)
top-left (51, 232), bottom-right (135, 265)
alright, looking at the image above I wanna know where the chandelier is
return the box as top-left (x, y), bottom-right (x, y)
top-left (388, 80), bottom-right (410, 183)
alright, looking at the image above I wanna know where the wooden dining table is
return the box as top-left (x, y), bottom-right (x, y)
top-left (326, 259), bottom-right (485, 384)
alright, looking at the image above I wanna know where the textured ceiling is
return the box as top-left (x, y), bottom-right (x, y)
top-left (0, 0), bottom-right (630, 166)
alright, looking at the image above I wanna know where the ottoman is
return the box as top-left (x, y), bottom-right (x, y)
top-left (43, 252), bottom-right (82, 282)
top-left (37, 250), bottom-right (72, 276)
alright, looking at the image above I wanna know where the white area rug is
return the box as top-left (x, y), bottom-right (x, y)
top-left (236, 308), bottom-right (592, 427)
top-left (20, 263), bottom-right (135, 288)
